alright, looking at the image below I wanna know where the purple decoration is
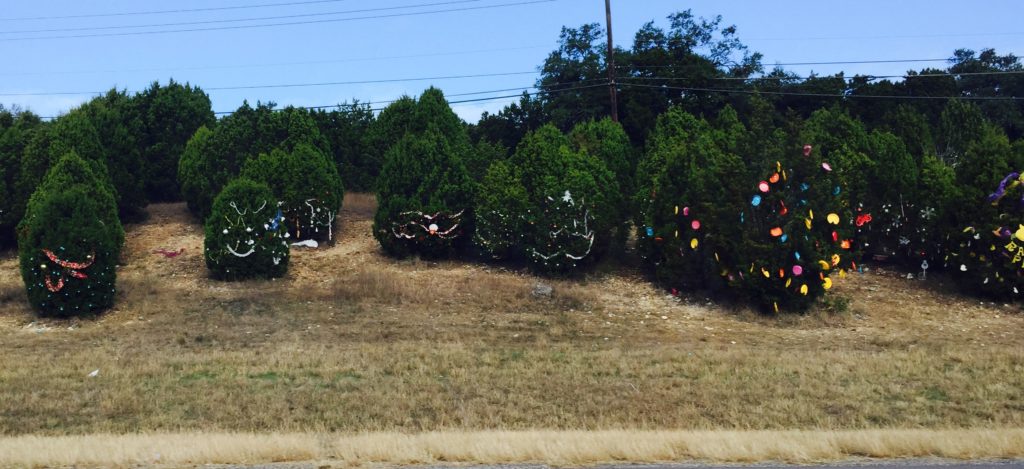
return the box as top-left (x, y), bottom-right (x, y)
top-left (988, 172), bottom-right (1020, 203)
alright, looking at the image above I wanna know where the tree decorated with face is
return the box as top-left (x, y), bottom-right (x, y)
top-left (476, 124), bottom-right (619, 273)
top-left (204, 178), bottom-right (290, 280)
top-left (241, 144), bottom-right (344, 242)
top-left (18, 151), bottom-right (124, 317)
top-left (373, 88), bottom-right (475, 259)
top-left (374, 126), bottom-right (474, 258)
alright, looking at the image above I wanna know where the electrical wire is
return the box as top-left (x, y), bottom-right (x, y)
top-left (0, 0), bottom-right (359, 21)
top-left (615, 81), bottom-right (1024, 101)
top-left (620, 70), bottom-right (1024, 82)
top-left (0, 44), bottom-right (552, 77)
top-left (0, 0), bottom-right (479, 35)
top-left (0, 70), bottom-right (542, 97)
top-left (0, 0), bottom-right (556, 41)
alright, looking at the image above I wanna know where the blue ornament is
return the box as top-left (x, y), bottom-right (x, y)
top-left (800, 183), bottom-right (809, 191)
top-left (794, 251), bottom-right (801, 260)
top-left (751, 195), bottom-right (762, 207)
top-left (833, 186), bottom-right (841, 195)
top-left (780, 234), bottom-right (788, 243)
top-left (645, 227), bottom-right (654, 237)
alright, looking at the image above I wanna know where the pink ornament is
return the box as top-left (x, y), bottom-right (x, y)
top-left (683, 206), bottom-right (690, 216)
top-left (792, 265), bottom-right (803, 276)
top-left (691, 220), bottom-right (701, 230)
top-left (822, 162), bottom-right (832, 172)
top-left (803, 144), bottom-right (812, 157)
top-left (758, 181), bottom-right (770, 193)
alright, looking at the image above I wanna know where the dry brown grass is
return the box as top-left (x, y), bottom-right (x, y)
top-left (2, 429), bottom-right (1023, 468)
top-left (0, 195), bottom-right (1023, 463)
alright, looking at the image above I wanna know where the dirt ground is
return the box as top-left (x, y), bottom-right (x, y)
top-left (0, 194), bottom-right (1021, 435)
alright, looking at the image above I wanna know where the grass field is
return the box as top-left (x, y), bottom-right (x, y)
top-left (0, 194), bottom-right (1022, 466)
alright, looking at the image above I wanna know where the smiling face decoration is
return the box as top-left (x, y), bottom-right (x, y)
top-left (391, 210), bottom-right (466, 240)
top-left (205, 196), bottom-right (291, 280)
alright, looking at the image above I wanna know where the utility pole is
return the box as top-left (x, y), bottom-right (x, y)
top-left (604, 0), bottom-right (618, 122)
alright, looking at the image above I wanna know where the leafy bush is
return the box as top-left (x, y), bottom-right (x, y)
top-left (178, 103), bottom-right (332, 220)
top-left (241, 144), bottom-right (344, 241)
top-left (638, 106), bottom-right (852, 312)
top-left (475, 124), bottom-right (620, 273)
top-left (204, 178), bottom-right (290, 280)
top-left (373, 126), bottom-right (475, 258)
top-left (473, 160), bottom-right (528, 260)
top-left (134, 80), bottom-right (215, 202)
top-left (18, 151), bottom-right (124, 317)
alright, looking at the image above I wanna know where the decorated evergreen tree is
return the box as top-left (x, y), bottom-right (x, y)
top-left (241, 144), bottom-right (344, 242)
top-left (373, 126), bottom-right (474, 258)
top-left (373, 88), bottom-right (476, 259)
top-left (475, 124), bottom-right (619, 273)
top-left (730, 145), bottom-right (853, 312)
top-left (18, 151), bottom-right (124, 317)
top-left (569, 118), bottom-right (633, 248)
top-left (204, 178), bottom-right (290, 280)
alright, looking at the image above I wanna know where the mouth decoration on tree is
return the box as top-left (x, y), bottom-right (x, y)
top-left (221, 200), bottom-right (286, 259)
top-left (41, 248), bottom-right (95, 293)
top-left (528, 191), bottom-right (595, 267)
top-left (391, 210), bottom-right (465, 240)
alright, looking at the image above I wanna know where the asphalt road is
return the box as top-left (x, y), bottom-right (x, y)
top-left (213, 460), bottom-right (1024, 469)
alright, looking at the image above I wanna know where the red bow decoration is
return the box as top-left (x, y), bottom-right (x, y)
top-left (42, 249), bottom-right (95, 292)
top-left (855, 213), bottom-right (873, 227)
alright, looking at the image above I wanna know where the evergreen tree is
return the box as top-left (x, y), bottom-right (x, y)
top-left (241, 144), bottom-right (344, 241)
top-left (204, 178), bottom-right (290, 280)
top-left (18, 151), bottom-right (124, 317)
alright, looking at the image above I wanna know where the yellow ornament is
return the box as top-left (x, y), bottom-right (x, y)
top-left (799, 284), bottom-right (808, 295)
top-left (761, 268), bottom-right (770, 278)
top-left (805, 218), bottom-right (812, 230)
top-left (827, 213), bottom-right (840, 225)
top-left (823, 277), bottom-right (833, 290)
top-left (831, 254), bottom-right (841, 266)
top-left (818, 260), bottom-right (830, 270)
top-left (809, 209), bottom-right (814, 220)
top-left (839, 269), bottom-right (847, 278)
top-left (785, 278), bottom-right (792, 287)
top-left (1015, 224), bottom-right (1024, 242)
top-left (773, 302), bottom-right (779, 313)
top-left (690, 238), bottom-right (699, 249)
top-left (675, 205), bottom-right (679, 215)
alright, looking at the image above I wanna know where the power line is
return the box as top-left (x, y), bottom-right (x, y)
top-left (0, 0), bottom-right (556, 41)
top-left (0, 0), bottom-right (358, 22)
top-left (621, 70), bottom-right (1024, 82)
top-left (209, 81), bottom-right (611, 117)
top-left (615, 81), bottom-right (1024, 101)
top-left (0, 0), bottom-right (479, 35)
top-left (0, 71), bottom-right (541, 97)
top-left (210, 79), bottom-right (608, 114)
top-left (621, 58), bottom-right (953, 69)
top-left (0, 44), bottom-right (551, 77)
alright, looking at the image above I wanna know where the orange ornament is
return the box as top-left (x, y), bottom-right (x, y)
top-left (770, 227), bottom-right (783, 237)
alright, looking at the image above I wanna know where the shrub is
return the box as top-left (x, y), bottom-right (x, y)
top-left (473, 160), bottom-right (528, 260)
top-left (178, 125), bottom-right (231, 220)
top-left (373, 126), bottom-right (475, 258)
top-left (637, 106), bottom-right (853, 312)
top-left (134, 80), bottom-right (215, 202)
top-left (178, 103), bottom-right (333, 220)
top-left (475, 124), bottom-right (620, 273)
top-left (241, 144), bottom-right (344, 241)
top-left (569, 118), bottom-right (633, 247)
top-left (204, 178), bottom-right (290, 280)
top-left (948, 167), bottom-right (1024, 299)
top-left (18, 151), bottom-right (124, 317)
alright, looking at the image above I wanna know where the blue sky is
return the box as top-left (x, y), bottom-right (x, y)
top-left (0, 0), bottom-right (1020, 122)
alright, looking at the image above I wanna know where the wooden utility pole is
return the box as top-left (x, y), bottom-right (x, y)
top-left (604, 0), bottom-right (618, 122)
